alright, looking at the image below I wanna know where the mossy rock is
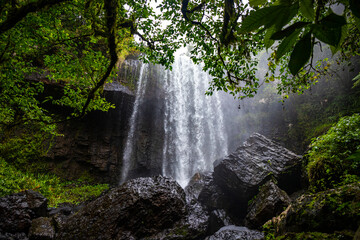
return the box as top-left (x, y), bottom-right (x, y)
top-left (275, 231), bottom-right (354, 240)
top-left (264, 183), bottom-right (360, 238)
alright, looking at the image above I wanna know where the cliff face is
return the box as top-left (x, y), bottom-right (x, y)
top-left (47, 89), bottom-right (135, 185)
top-left (46, 61), bottom-right (167, 185)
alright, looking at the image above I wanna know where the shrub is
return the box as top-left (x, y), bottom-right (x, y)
top-left (0, 158), bottom-right (109, 207)
top-left (307, 113), bottom-right (360, 191)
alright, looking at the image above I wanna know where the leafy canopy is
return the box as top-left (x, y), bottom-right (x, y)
top-left (0, 0), bottom-right (359, 137)
top-left (149, 0), bottom-right (360, 99)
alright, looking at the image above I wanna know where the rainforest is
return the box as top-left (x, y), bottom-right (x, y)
top-left (0, 0), bottom-right (360, 239)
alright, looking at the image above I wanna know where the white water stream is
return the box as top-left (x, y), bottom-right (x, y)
top-left (121, 53), bottom-right (229, 187)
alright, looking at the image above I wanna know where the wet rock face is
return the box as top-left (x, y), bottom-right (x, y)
top-left (0, 190), bottom-right (48, 235)
top-left (266, 183), bottom-right (360, 236)
top-left (245, 180), bottom-right (291, 229)
top-left (48, 202), bottom-right (85, 231)
top-left (57, 176), bottom-right (187, 240)
top-left (185, 172), bottom-right (212, 202)
top-left (47, 89), bottom-right (135, 185)
top-left (207, 209), bottom-right (233, 235)
top-left (150, 201), bottom-right (210, 240)
top-left (198, 178), bottom-right (231, 212)
top-left (29, 217), bottom-right (55, 240)
top-left (213, 133), bottom-right (302, 219)
top-left (205, 225), bottom-right (264, 240)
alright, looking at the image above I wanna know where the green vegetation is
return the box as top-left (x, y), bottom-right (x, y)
top-left (155, 0), bottom-right (360, 99)
top-left (0, 157), bottom-right (108, 207)
top-left (307, 113), bottom-right (360, 192)
top-left (0, 0), bottom-right (360, 213)
top-left (275, 231), bottom-right (355, 240)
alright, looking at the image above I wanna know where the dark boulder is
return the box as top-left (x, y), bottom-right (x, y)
top-left (207, 209), bottom-right (233, 235)
top-left (149, 201), bottom-right (209, 240)
top-left (57, 176), bottom-right (187, 239)
top-left (185, 172), bottom-right (212, 202)
top-left (0, 190), bottom-right (48, 234)
top-left (28, 217), bottom-right (55, 240)
top-left (198, 178), bottom-right (231, 212)
top-left (48, 202), bottom-right (85, 231)
top-left (265, 183), bottom-right (360, 237)
top-left (245, 180), bottom-right (291, 229)
top-left (213, 133), bottom-right (302, 219)
top-left (205, 225), bottom-right (264, 240)
top-left (0, 232), bottom-right (28, 240)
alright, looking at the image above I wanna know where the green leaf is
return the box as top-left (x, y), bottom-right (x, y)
top-left (349, 0), bottom-right (360, 18)
top-left (312, 24), bottom-right (342, 46)
top-left (276, 29), bottom-right (301, 61)
top-left (353, 73), bottom-right (360, 88)
top-left (271, 22), bottom-right (309, 40)
top-left (240, 6), bottom-right (284, 33)
top-left (264, 3), bottom-right (299, 29)
top-left (249, 0), bottom-right (267, 7)
top-left (240, 3), bottom-right (299, 33)
top-left (299, 0), bottom-right (315, 21)
top-left (331, 24), bottom-right (348, 54)
top-left (319, 13), bottom-right (347, 28)
top-left (288, 33), bottom-right (312, 75)
top-left (354, 16), bottom-right (360, 32)
top-left (264, 26), bottom-right (277, 49)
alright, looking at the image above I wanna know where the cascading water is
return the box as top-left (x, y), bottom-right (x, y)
top-left (120, 52), bottom-right (229, 187)
top-left (161, 54), bottom-right (229, 187)
top-left (120, 63), bottom-right (148, 184)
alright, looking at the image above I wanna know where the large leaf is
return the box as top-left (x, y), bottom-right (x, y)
top-left (249, 0), bottom-right (267, 7)
top-left (349, 0), bottom-right (360, 18)
top-left (271, 22), bottom-right (309, 40)
top-left (240, 5), bottom-right (284, 33)
top-left (264, 3), bottom-right (299, 29)
top-left (312, 24), bottom-right (342, 46)
top-left (264, 25), bottom-right (277, 49)
top-left (240, 3), bottom-right (299, 33)
top-left (319, 13), bottom-right (347, 28)
top-left (288, 33), bottom-right (312, 75)
top-left (354, 16), bottom-right (360, 32)
top-left (299, 0), bottom-right (315, 21)
top-left (276, 28), bottom-right (301, 61)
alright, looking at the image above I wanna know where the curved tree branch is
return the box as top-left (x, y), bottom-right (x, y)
top-left (0, 0), bottom-right (70, 35)
top-left (80, 0), bottom-right (118, 116)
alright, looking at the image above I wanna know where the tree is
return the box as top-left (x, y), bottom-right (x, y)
top-left (147, 0), bottom-right (360, 98)
top-left (0, 0), bottom-right (162, 164)
top-left (0, 0), bottom-right (359, 139)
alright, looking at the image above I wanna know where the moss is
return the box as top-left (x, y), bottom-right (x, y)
top-left (276, 231), bottom-right (354, 240)
top-left (173, 226), bottom-right (190, 236)
top-left (263, 183), bottom-right (360, 239)
top-left (307, 114), bottom-right (360, 192)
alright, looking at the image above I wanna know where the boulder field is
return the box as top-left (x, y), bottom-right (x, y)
top-left (1, 133), bottom-right (358, 239)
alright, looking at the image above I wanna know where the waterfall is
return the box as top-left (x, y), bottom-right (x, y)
top-left (120, 63), bottom-right (148, 184)
top-left (161, 54), bottom-right (229, 187)
top-left (120, 53), bottom-right (229, 187)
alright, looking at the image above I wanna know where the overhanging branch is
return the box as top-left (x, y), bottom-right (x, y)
top-left (0, 0), bottom-right (70, 35)
top-left (80, 0), bottom-right (118, 116)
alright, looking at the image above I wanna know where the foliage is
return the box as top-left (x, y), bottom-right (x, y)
top-left (0, 0), bottom-right (359, 135)
top-left (263, 183), bottom-right (360, 239)
top-left (273, 231), bottom-right (355, 240)
top-left (307, 113), bottom-right (360, 191)
top-left (149, 0), bottom-right (360, 99)
top-left (231, 54), bottom-right (360, 154)
top-left (0, 157), bottom-right (109, 207)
